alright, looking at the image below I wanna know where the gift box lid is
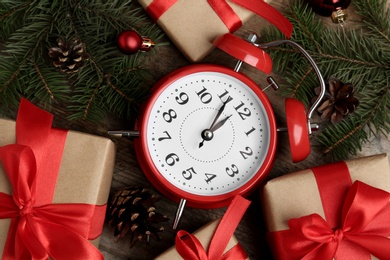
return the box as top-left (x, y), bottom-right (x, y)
top-left (138, 0), bottom-right (255, 62)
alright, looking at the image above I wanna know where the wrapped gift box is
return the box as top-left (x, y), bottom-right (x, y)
top-left (156, 195), bottom-right (250, 259)
top-left (156, 219), bottom-right (248, 260)
top-left (262, 153), bottom-right (390, 259)
top-left (138, 0), bottom-right (292, 62)
top-left (0, 99), bottom-right (116, 258)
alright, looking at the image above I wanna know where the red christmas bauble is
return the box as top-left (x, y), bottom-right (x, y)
top-left (117, 30), bottom-right (155, 55)
top-left (117, 30), bottom-right (143, 55)
top-left (306, 0), bottom-right (351, 22)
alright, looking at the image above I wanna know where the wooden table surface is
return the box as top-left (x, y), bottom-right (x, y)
top-left (97, 2), bottom-right (389, 258)
top-left (11, 1), bottom-right (388, 259)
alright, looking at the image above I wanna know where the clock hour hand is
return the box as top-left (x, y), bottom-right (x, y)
top-left (199, 98), bottom-right (232, 148)
top-left (199, 115), bottom-right (233, 148)
top-left (210, 114), bottom-right (232, 132)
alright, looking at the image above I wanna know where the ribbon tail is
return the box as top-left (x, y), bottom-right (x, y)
top-left (232, 0), bottom-right (293, 38)
top-left (301, 242), bottom-right (338, 260)
top-left (346, 235), bottom-right (390, 260)
top-left (16, 216), bottom-right (48, 260)
top-left (26, 217), bottom-right (103, 260)
top-left (220, 243), bottom-right (247, 260)
top-left (207, 196), bottom-right (250, 259)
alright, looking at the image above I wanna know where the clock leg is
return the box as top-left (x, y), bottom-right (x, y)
top-left (107, 130), bottom-right (140, 137)
top-left (173, 198), bottom-right (187, 230)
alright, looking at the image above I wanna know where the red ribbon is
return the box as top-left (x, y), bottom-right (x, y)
top-left (175, 195), bottom-right (250, 260)
top-left (268, 162), bottom-right (390, 260)
top-left (0, 99), bottom-right (105, 259)
top-left (146, 0), bottom-right (293, 38)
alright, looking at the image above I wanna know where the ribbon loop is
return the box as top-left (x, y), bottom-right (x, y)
top-left (175, 195), bottom-right (250, 260)
top-left (176, 230), bottom-right (208, 260)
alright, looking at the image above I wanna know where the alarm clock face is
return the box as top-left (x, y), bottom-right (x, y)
top-left (138, 64), bottom-right (276, 208)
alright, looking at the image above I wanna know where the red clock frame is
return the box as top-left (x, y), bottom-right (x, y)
top-left (133, 64), bottom-right (277, 208)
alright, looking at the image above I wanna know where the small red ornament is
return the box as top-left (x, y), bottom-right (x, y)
top-left (116, 30), bottom-right (155, 55)
top-left (306, 0), bottom-right (351, 23)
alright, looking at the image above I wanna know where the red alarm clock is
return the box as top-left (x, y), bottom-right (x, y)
top-left (110, 33), bottom-right (325, 228)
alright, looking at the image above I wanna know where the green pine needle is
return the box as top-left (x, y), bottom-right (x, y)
top-left (0, 0), bottom-right (165, 122)
top-left (259, 0), bottom-right (389, 160)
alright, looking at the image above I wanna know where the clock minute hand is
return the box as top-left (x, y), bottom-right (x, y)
top-left (209, 97), bottom-right (232, 129)
top-left (198, 114), bottom-right (232, 148)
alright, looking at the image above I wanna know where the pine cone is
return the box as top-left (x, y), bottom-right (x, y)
top-left (107, 187), bottom-right (169, 247)
top-left (314, 77), bottom-right (359, 123)
top-left (48, 38), bottom-right (88, 73)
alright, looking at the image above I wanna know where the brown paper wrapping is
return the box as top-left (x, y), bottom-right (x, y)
top-left (138, 0), bottom-right (256, 62)
top-left (0, 118), bottom-right (116, 254)
top-left (156, 219), bottom-right (249, 259)
top-left (262, 153), bottom-right (390, 259)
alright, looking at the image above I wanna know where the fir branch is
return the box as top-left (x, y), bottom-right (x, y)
top-left (83, 75), bottom-right (103, 120)
top-left (0, 2), bottom-right (29, 21)
top-left (259, 0), bottom-right (390, 160)
top-left (319, 87), bottom-right (388, 159)
top-left (291, 66), bottom-right (313, 98)
top-left (105, 74), bottom-right (139, 105)
top-left (33, 61), bottom-right (54, 99)
top-left (0, 0), bottom-right (165, 122)
top-left (353, 0), bottom-right (390, 43)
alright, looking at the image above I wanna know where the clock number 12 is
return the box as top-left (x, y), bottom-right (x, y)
top-left (234, 101), bottom-right (251, 120)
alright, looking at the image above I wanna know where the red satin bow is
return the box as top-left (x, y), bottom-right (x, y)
top-left (0, 99), bottom-right (104, 260)
top-left (280, 181), bottom-right (390, 260)
top-left (175, 195), bottom-right (250, 260)
top-left (146, 0), bottom-right (293, 38)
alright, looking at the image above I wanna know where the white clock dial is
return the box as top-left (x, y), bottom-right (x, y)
top-left (145, 71), bottom-right (273, 196)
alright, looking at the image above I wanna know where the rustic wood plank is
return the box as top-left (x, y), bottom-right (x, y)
top-left (3, 1), bottom-right (387, 259)
top-left (95, 2), bottom-right (389, 258)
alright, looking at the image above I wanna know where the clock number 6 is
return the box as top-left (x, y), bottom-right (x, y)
top-left (162, 109), bottom-right (177, 123)
top-left (165, 153), bottom-right (179, 166)
top-left (226, 164), bottom-right (239, 177)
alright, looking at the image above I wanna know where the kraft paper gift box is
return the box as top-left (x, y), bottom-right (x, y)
top-left (138, 0), bottom-right (292, 62)
top-left (156, 195), bottom-right (250, 259)
top-left (262, 153), bottom-right (390, 260)
top-left (0, 99), bottom-right (115, 259)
